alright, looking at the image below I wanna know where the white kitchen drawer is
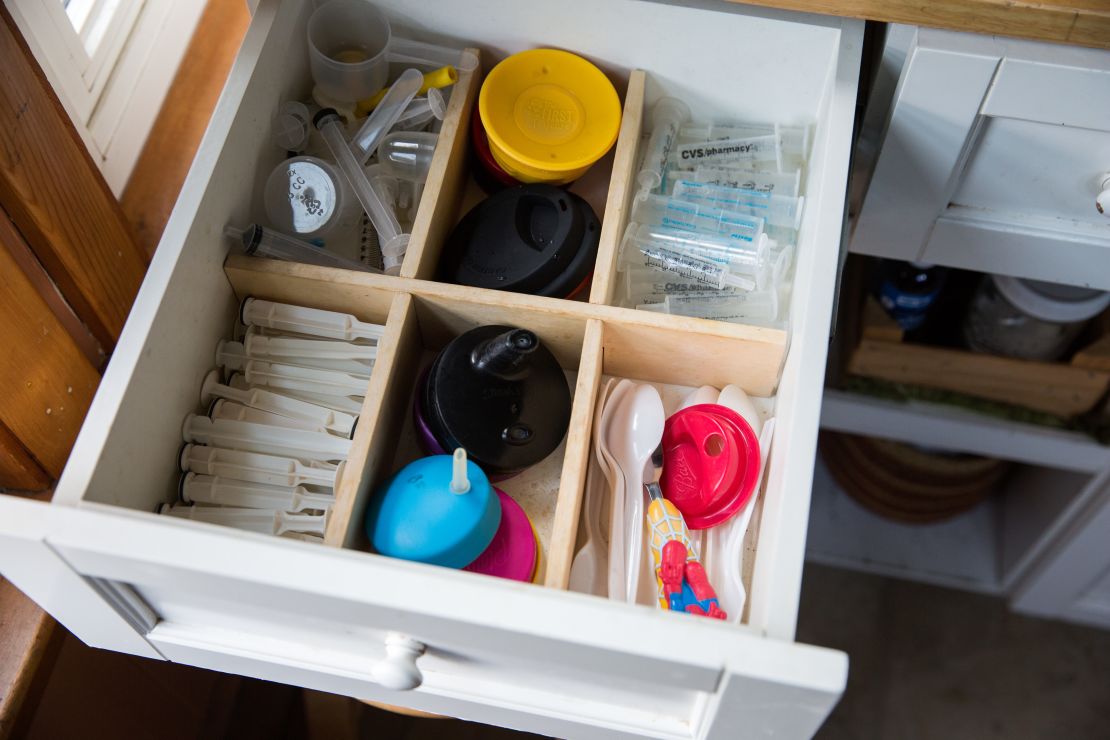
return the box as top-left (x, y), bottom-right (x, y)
top-left (851, 26), bottom-right (1110, 290)
top-left (0, 1), bottom-right (861, 737)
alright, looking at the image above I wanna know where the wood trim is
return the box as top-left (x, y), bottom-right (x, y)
top-left (729, 0), bottom-right (1110, 50)
top-left (0, 235), bottom-right (100, 478)
top-left (0, 6), bottom-right (147, 348)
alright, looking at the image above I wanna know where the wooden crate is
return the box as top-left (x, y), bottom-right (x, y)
top-left (847, 296), bottom-right (1110, 416)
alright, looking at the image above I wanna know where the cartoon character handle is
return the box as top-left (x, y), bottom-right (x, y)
top-left (646, 493), bottom-right (726, 620)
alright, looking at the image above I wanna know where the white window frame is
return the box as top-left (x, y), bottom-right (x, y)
top-left (6, 0), bottom-right (208, 194)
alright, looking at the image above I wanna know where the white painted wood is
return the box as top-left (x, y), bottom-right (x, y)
top-left (91, 0), bottom-right (208, 194)
top-left (806, 455), bottom-right (1003, 593)
top-left (1012, 469), bottom-right (1110, 630)
top-left (49, 502), bottom-right (847, 738)
top-left (849, 30), bottom-right (1000, 262)
top-left (850, 26), bottom-right (1110, 287)
top-left (4, 0), bottom-right (863, 732)
top-left (923, 210), bottom-right (1110, 291)
top-left (0, 496), bottom-right (163, 659)
top-left (820, 391), bottom-right (1110, 474)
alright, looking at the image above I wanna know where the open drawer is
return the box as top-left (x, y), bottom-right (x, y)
top-left (0, 0), bottom-right (861, 737)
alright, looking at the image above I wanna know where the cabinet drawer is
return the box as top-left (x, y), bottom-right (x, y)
top-left (0, 1), bottom-right (861, 737)
top-left (851, 27), bottom-right (1110, 289)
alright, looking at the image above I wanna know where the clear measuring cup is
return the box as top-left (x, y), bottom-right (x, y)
top-left (307, 0), bottom-right (478, 104)
top-left (379, 131), bottom-right (438, 183)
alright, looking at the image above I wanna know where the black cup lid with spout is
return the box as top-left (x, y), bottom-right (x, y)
top-left (439, 185), bottom-right (599, 298)
top-left (423, 325), bottom-right (571, 475)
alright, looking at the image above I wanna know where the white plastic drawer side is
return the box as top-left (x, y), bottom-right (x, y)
top-left (0, 496), bottom-right (162, 659)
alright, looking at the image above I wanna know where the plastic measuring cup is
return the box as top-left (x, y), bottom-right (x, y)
top-left (241, 298), bottom-right (386, 343)
top-left (307, 0), bottom-right (477, 104)
top-left (672, 181), bottom-right (804, 230)
top-left (351, 68), bottom-right (423, 163)
top-left (161, 503), bottom-right (329, 537)
top-left (180, 472), bottom-right (335, 512)
top-left (179, 444), bottom-right (341, 490)
top-left (637, 97), bottom-right (691, 194)
top-left (272, 101), bottom-right (311, 153)
top-left (230, 224), bottom-right (380, 273)
top-left (314, 109), bottom-right (411, 274)
top-left (263, 156), bottom-right (351, 239)
top-left (379, 131), bottom-right (438, 183)
top-left (200, 369), bottom-right (357, 437)
top-left (182, 414), bottom-right (352, 462)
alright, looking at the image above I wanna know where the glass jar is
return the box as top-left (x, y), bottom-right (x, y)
top-left (962, 275), bottom-right (1110, 361)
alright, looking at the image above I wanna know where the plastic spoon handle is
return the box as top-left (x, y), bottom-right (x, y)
top-left (179, 444), bottom-right (339, 489)
top-left (243, 330), bottom-right (378, 362)
top-left (202, 370), bottom-right (357, 437)
top-left (161, 504), bottom-right (328, 536)
top-left (182, 414), bottom-right (351, 463)
top-left (352, 68), bottom-right (423, 163)
top-left (181, 473), bottom-right (334, 512)
top-left (241, 298), bottom-right (386, 342)
top-left (727, 417), bottom-right (776, 623)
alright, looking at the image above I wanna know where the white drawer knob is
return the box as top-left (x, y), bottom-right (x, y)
top-left (1097, 173), bottom-right (1110, 216)
top-left (372, 633), bottom-right (426, 690)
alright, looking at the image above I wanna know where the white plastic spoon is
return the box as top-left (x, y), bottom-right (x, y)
top-left (678, 385), bottom-right (718, 410)
top-left (607, 383), bottom-right (665, 604)
top-left (568, 378), bottom-right (616, 596)
top-left (723, 417), bottom-right (775, 623)
top-left (598, 379), bottom-right (634, 600)
top-left (718, 384), bottom-right (763, 436)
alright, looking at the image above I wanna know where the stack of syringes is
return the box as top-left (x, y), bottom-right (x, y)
top-left (614, 96), bottom-right (810, 327)
top-left (161, 299), bottom-right (386, 543)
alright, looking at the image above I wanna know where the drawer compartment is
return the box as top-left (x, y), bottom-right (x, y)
top-left (0, 0), bottom-right (863, 737)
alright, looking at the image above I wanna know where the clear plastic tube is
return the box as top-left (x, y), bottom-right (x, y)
top-left (623, 270), bottom-right (747, 301)
top-left (671, 181), bottom-right (804, 230)
top-left (619, 232), bottom-right (754, 291)
top-left (379, 131), bottom-right (438, 183)
top-left (391, 89), bottom-right (447, 131)
top-left (668, 133), bottom-right (781, 170)
top-left (229, 224), bottom-right (380, 273)
top-left (624, 222), bottom-right (769, 279)
top-left (182, 414), bottom-right (352, 462)
top-left (314, 109), bottom-right (410, 274)
top-left (351, 68), bottom-right (423, 163)
top-left (387, 37), bottom-right (478, 73)
top-left (672, 166), bottom-right (802, 198)
top-left (636, 97), bottom-right (691, 194)
top-left (660, 290), bottom-right (778, 320)
top-left (631, 193), bottom-right (765, 243)
top-left (180, 473), bottom-right (335, 512)
top-left (178, 443), bottom-right (341, 490)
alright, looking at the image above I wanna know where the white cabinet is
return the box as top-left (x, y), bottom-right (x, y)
top-left (851, 26), bottom-right (1110, 290)
top-left (0, 0), bottom-right (862, 737)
